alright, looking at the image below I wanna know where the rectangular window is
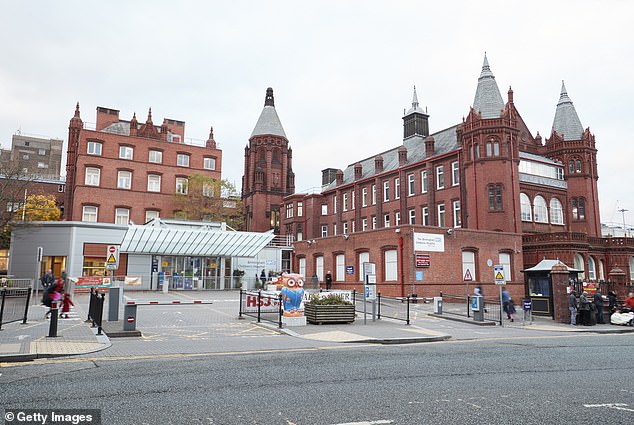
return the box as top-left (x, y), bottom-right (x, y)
top-left (148, 150), bottom-right (163, 164)
top-left (385, 249), bottom-right (398, 281)
top-left (453, 200), bottom-right (461, 227)
top-left (117, 171), bottom-right (132, 189)
top-left (436, 166), bottom-right (444, 190)
top-left (37, 162), bottom-right (48, 169)
top-left (351, 219), bottom-right (355, 233)
top-left (336, 254), bottom-right (345, 282)
top-left (362, 218), bottom-right (368, 231)
top-left (333, 224), bottom-right (337, 236)
top-left (421, 170), bottom-right (428, 193)
top-left (115, 208), bottom-right (130, 225)
top-left (408, 174), bottom-right (415, 196)
top-left (384, 213), bottom-right (390, 228)
top-left (321, 225), bottom-right (328, 237)
top-left (437, 203), bottom-right (445, 227)
top-left (38, 149), bottom-right (46, 156)
top-left (175, 177), bottom-right (188, 194)
top-left (372, 215), bottom-right (377, 230)
top-left (372, 185), bottom-right (377, 205)
top-left (316, 256), bottom-right (324, 282)
top-left (286, 203), bottom-right (294, 219)
top-left (395, 178), bottom-right (400, 199)
top-left (82, 206), bottom-right (98, 222)
top-left (358, 252), bottom-right (369, 282)
top-left (333, 195), bottom-right (337, 214)
top-left (395, 211), bottom-right (401, 226)
top-left (119, 146), bottom-right (133, 160)
top-left (147, 174), bottom-right (161, 192)
top-left (299, 257), bottom-right (306, 278)
top-left (343, 193), bottom-right (348, 211)
top-left (343, 222), bottom-right (348, 235)
top-left (322, 204), bottom-right (328, 215)
top-left (362, 187), bottom-right (368, 207)
top-left (202, 183), bottom-right (214, 197)
top-left (408, 209), bottom-right (415, 225)
top-left (462, 251), bottom-right (476, 281)
top-left (351, 191), bottom-right (355, 210)
top-left (383, 181), bottom-right (389, 201)
top-left (297, 202), bottom-right (303, 217)
top-left (203, 157), bottom-right (216, 170)
top-left (452, 161), bottom-right (459, 186)
top-left (422, 206), bottom-right (429, 226)
top-left (85, 167), bottom-right (100, 186)
top-left (87, 142), bottom-right (102, 156)
top-left (499, 252), bottom-right (511, 282)
top-left (177, 154), bottom-right (190, 167)
top-left (145, 210), bottom-right (159, 222)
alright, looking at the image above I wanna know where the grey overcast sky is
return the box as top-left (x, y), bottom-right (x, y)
top-left (1, 1), bottom-right (632, 226)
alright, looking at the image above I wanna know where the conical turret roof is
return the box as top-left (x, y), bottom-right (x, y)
top-left (405, 86), bottom-right (425, 115)
top-left (472, 53), bottom-right (504, 119)
top-left (250, 87), bottom-right (287, 139)
top-left (552, 81), bottom-right (584, 140)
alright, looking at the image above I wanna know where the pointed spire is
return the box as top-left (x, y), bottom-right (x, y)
top-left (405, 85), bottom-right (426, 116)
top-left (74, 102), bottom-right (80, 117)
top-left (70, 102), bottom-right (83, 128)
top-left (146, 107), bottom-right (153, 124)
top-left (473, 53), bottom-right (504, 119)
top-left (251, 87), bottom-right (287, 138)
top-left (412, 85), bottom-right (419, 108)
top-left (552, 80), bottom-right (584, 140)
top-left (264, 87), bottom-right (275, 107)
top-left (206, 126), bottom-right (217, 148)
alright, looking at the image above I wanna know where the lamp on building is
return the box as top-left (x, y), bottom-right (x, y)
top-left (343, 234), bottom-right (349, 240)
top-left (446, 228), bottom-right (454, 236)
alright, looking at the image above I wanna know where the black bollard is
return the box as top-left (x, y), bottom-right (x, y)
top-left (48, 300), bottom-right (59, 337)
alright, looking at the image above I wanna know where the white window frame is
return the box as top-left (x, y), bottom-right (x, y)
top-left (384, 213), bottom-right (390, 228)
top-left (321, 204), bottom-right (328, 215)
top-left (297, 201), bottom-right (303, 217)
top-left (321, 225), bottom-right (328, 237)
top-left (115, 208), bottom-right (130, 225)
top-left (437, 203), bottom-right (445, 227)
top-left (550, 198), bottom-right (564, 225)
top-left (421, 170), bottom-right (428, 193)
top-left (316, 256), bottom-right (324, 282)
top-left (299, 257), bottom-right (306, 279)
top-left (119, 146), bottom-right (133, 160)
top-left (499, 252), bottom-right (511, 282)
top-left (452, 161), bottom-right (459, 186)
top-left (336, 254), bottom-right (345, 282)
top-left (148, 150), bottom-right (163, 164)
top-left (462, 251), bottom-right (476, 282)
top-left (372, 216), bottom-right (377, 230)
top-left (177, 153), bottom-right (190, 167)
top-left (372, 184), bottom-right (377, 205)
top-left (87, 141), bottom-right (102, 156)
top-left (362, 187), bottom-right (368, 207)
top-left (394, 178), bottom-right (400, 200)
top-left (520, 193), bottom-right (532, 222)
top-left (147, 174), bottom-right (161, 192)
top-left (407, 174), bottom-right (415, 196)
top-left (385, 249), bottom-right (398, 281)
top-left (422, 206), bottom-right (429, 226)
top-left (85, 167), bottom-right (100, 186)
top-left (408, 209), bottom-right (416, 224)
top-left (383, 181), bottom-right (389, 202)
top-left (358, 252), bottom-right (369, 282)
top-left (436, 165), bottom-right (444, 190)
top-left (203, 157), bottom-right (216, 170)
top-left (82, 206), bottom-right (98, 222)
top-left (453, 200), bottom-right (461, 227)
top-left (175, 177), bottom-right (188, 194)
top-left (362, 218), bottom-right (368, 231)
top-left (145, 210), bottom-right (159, 222)
top-left (117, 170), bottom-right (132, 190)
top-left (533, 195), bottom-right (548, 223)
top-left (343, 193), bottom-right (348, 211)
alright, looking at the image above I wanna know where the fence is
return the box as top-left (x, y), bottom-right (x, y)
top-left (238, 290), bottom-right (283, 328)
top-left (0, 278), bottom-right (33, 289)
top-left (87, 288), bottom-right (105, 335)
top-left (352, 290), bottom-right (413, 324)
top-left (439, 292), bottom-right (503, 325)
top-left (0, 287), bottom-right (31, 330)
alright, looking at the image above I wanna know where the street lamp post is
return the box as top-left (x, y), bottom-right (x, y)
top-left (618, 208), bottom-right (628, 237)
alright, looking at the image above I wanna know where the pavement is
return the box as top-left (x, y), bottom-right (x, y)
top-left (1, 290), bottom-right (633, 362)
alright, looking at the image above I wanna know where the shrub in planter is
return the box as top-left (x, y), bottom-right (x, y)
top-left (305, 294), bottom-right (355, 324)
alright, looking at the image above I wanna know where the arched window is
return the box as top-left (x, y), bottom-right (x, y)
top-left (569, 160), bottom-right (575, 174)
top-left (358, 252), bottom-right (370, 282)
top-left (520, 193), bottom-right (532, 221)
top-left (575, 160), bottom-right (582, 173)
top-left (578, 198), bottom-right (585, 220)
top-left (550, 198), bottom-right (564, 225)
top-left (588, 256), bottom-right (596, 281)
top-left (298, 257), bottom-right (306, 278)
top-left (384, 250), bottom-right (398, 281)
top-left (574, 253), bottom-right (585, 281)
top-left (599, 259), bottom-right (605, 281)
top-left (486, 141), bottom-right (492, 157)
top-left (630, 256), bottom-right (634, 283)
top-left (315, 256), bottom-right (324, 282)
top-left (533, 196), bottom-right (548, 223)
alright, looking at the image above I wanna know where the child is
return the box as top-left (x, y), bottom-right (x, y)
top-left (61, 291), bottom-right (74, 319)
top-left (508, 298), bottom-right (516, 322)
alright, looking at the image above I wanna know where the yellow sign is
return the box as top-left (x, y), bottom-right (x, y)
top-left (495, 271), bottom-right (504, 280)
top-left (107, 254), bottom-right (117, 264)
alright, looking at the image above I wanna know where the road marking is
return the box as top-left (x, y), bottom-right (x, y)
top-left (584, 403), bottom-right (634, 412)
top-left (333, 421), bottom-right (393, 425)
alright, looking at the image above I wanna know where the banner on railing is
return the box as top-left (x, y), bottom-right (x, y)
top-left (242, 293), bottom-right (281, 313)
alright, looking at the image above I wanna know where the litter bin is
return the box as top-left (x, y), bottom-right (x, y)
top-left (433, 296), bottom-right (442, 314)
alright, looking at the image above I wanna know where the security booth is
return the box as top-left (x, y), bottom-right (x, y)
top-left (523, 259), bottom-right (580, 317)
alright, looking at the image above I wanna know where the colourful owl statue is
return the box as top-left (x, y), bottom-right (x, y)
top-left (280, 273), bottom-right (305, 317)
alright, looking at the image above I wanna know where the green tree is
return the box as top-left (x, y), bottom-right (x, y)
top-left (173, 175), bottom-right (244, 229)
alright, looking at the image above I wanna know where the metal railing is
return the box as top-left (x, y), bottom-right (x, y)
top-left (0, 287), bottom-right (31, 330)
top-left (352, 290), bottom-right (412, 325)
top-left (439, 292), bottom-right (503, 325)
top-left (87, 288), bottom-right (105, 335)
top-left (0, 278), bottom-right (33, 289)
top-left (238, 290), bottom-right (283, 328)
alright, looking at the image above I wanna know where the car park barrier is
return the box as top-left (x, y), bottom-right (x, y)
top-left (123, 299), bottom-right (214, 331)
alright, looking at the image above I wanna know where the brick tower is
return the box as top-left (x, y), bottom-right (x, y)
top-left (242, 88), bottom-right (295, 233)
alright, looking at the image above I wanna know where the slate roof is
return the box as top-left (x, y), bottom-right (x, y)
top-left (472, 54), bottom-right (505, 119)
top-left (552, 81), bottom-right (584, 140)
top-left (323, 125), bottom-right (459, 190)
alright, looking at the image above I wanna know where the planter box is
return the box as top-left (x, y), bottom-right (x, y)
top-left (304, 304), bottom-right (355, 324)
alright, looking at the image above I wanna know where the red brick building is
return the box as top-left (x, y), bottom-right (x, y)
top-left (64, 104), bottom-right (222, 224)
top-left (280, 55), bottom-right (634, 302)
top-left (241, 88), bottom-right (295, 234)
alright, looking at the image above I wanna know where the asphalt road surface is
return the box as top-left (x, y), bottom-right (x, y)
top-left (3, 333), bottom-right (633, 424)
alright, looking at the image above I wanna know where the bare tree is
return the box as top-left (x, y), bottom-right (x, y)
top-left (0, 161), bottom-right (35, 248)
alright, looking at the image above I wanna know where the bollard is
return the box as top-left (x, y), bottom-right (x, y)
top-left (433, 296), bottom-right (443, 315)
top-left (48, 300), bottom-right (59, 337)
top-left (123, 303), bottom-right (138, 331)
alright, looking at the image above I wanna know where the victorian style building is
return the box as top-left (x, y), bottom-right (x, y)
top-left (64, 104), bottom-right (222, 224)
top-left (279, 55), bottom-right (633, 303)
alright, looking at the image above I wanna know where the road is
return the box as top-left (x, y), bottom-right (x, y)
top-left (3, 333), bottom-right (633, 424)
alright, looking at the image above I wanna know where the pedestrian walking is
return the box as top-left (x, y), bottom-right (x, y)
top-left (325, 271), bottom-right (332, 290)
top-left (507, 299), bottom-right (516, 322)
top-left (61, 291), bottom-right (74, 319)
top-left (579, 291), bottom-right (592, 325)
top-left (502, 287), bottom-right (511, 319)
top-left (44, 279), bottom-right (63, 318)
top-left (260, 269), bottom-right (266, 288)
top-left (607, 290), bottom-right (617, 314)
top-left (594, 289), bottom-right (605, 324)
top-left (569, 290), bottom-right (578, 325)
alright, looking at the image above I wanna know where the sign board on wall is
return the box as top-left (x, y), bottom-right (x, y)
top-left (415, 254), bottom-right (431, 268)
top-left (413, 233), bottom-right (445, 252)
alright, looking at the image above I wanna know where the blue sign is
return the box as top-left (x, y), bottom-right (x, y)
top-left (346, 266), bottom-right (354, 275)
top-left (523, 299), bottom-right (532, 311)
top-left (415, 271), bottom-right (424, 281)
top-left (471, 296), bottom-right (481, 312)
